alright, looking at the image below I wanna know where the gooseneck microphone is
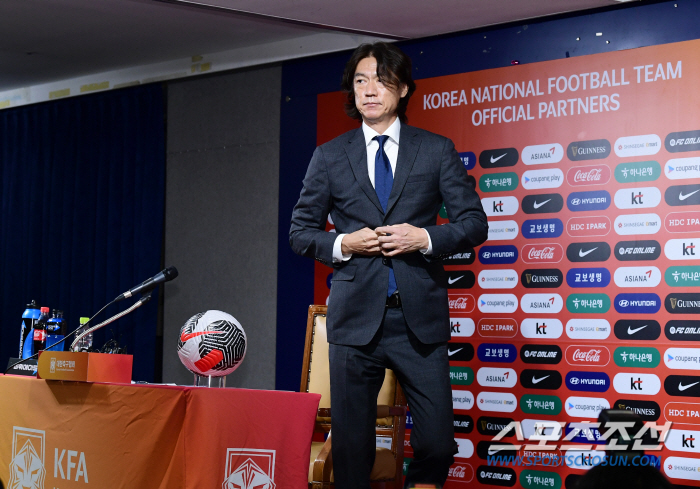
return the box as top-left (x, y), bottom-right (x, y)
top-left (115, 266), bottom-right (179, 302)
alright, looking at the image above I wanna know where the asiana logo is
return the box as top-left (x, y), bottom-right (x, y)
top-left (223, 449), bottom-right (276, 489)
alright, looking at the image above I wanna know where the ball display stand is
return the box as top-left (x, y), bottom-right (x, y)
top-left (194, 374), bottom-right (226, 388)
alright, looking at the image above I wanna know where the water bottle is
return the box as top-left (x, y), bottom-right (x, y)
top-left (46, 310), bottom-right (66, 352)
top-left (33, 307), bottom-right (50, 354)
top-left (74, 317), bottom-right (92, 352)
top-left (20, 300), bottom-right (40, 357)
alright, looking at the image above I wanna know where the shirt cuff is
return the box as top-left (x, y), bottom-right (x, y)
top-left (420, 229), bottom-right (433, 255)
top-left (333, 234), bottom-right (352, 263)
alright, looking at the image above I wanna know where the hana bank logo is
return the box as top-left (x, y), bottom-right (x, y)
top-left (223, 448), bottom-right (276, 489)
top-left (9, 427), bottom-right (46, 489)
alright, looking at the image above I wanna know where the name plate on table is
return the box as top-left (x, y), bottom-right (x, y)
top-left (37, 351), bottom-right (132, 383)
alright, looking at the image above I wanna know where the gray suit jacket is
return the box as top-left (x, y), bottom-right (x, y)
top-left (290, 124), bottom-right (488, 346)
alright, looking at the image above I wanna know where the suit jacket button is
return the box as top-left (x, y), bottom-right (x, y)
top-left (382, 258), bottom-right (388, 265)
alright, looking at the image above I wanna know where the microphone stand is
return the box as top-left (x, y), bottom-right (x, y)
top-left (70, 293), bottom-right (152, 351)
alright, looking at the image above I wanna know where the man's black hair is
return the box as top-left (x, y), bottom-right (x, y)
top-left (341, 42), bottom-right (417, 123)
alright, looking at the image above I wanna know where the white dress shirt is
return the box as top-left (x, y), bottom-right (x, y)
top-left (332, 118), bottom-right (433, 262)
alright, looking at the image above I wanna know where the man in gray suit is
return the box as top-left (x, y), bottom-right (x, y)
top-left (290, 42), bottom-right (487, 488)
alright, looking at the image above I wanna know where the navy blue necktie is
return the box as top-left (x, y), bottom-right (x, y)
top-left (374, 135), bottom-right (398, 296)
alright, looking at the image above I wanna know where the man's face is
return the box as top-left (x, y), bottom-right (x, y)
top-left (353, 56), bottom-right (408, 128)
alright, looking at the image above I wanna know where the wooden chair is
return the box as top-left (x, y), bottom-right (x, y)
top-left (301, 305), bottom-right (407, 489)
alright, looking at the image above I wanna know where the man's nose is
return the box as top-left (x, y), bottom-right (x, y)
top-left (365, 77), bottom-right (378, 95)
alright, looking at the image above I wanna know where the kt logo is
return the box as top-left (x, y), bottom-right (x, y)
top-left (631, 377), bottom-right (643, 391)
top-left (493, 200), bottom-right (504, 213)
top-left (684, 242), bottom-right (696, 256)
top-left (683, 434), bottom-right (695, 448)
top-left (536, 322), bottom-right (547, 335)
top-left (631, 191), bottom-right (644, 205)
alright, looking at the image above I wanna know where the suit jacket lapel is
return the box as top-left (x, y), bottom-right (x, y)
top-left (344, 128), bottom-right (384, 213)
top-left (385, 124), bottom-right (421, 219)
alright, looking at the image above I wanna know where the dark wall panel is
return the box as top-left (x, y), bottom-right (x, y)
top-left (164, 66), bottom-right (281, 388)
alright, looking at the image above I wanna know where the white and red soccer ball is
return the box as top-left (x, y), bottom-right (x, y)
top-left (177, 310), bottom-right (247, 377)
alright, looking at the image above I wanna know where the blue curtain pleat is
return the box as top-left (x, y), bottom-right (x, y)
top-left (0, 84), bottom-right (165, 382)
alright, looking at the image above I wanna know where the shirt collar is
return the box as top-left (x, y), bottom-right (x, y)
top-left (362, 118), bottom-right (401, 147)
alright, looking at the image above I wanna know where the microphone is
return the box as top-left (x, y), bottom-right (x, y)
top-left (115, 267), bottom-right (179, 302)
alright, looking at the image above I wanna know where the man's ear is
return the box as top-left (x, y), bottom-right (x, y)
top-left (400, 84), bottom-right (408, 98)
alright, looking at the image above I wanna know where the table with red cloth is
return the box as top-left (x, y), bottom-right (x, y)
top-left (0, 375), bottom-right (320, 488)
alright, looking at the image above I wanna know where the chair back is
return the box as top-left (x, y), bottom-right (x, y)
top-left (301, 305), bottom-right (399, 426)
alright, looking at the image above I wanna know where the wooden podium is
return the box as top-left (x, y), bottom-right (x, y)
top-left (37, 351), bottom-right (132, 383)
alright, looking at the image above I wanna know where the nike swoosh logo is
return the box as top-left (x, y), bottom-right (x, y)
top-left (487, 446), bottom-right (511, 455)
top-left (533, 199), bottom-right (551, 209)
top-left (490, 153), bottom-right (507, 163)
top-left (579, 247), bottom-right (598, 257)
top-left (180, 330), bottom-right (225, 342)
top-left (532, 375), bottom-right (550, 384)
top-left (679, 381), bottom-right (700, 392)
top-left (679, 189), bottom-right (700, 201)
top-left (448, 348), bottom-right (463, 356)
top-left (627, 325), bottom-right (647, 335)
top-left (448, 275), bottom-right (464, 285)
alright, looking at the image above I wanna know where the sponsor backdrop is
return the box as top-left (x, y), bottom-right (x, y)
top-left (314, 38), bottom-right (700, 487)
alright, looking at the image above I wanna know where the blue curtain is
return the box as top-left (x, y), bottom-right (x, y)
top-left (0, 84), bottom-right (165, 382)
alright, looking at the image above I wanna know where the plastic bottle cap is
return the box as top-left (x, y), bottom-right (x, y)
top-left (40, 307), bottom-right (50, 313)
top-left (80, 317), bottom-right (89, 325)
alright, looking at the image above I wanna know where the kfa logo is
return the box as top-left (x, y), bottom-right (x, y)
top-left (684, 242), bottom-right (696, 256)
top-left (223, 448), bottom-right (276, 489)
top-left (631, 377), bottom-right (643, 391)
top-left (54, 449), bottom-right (89, 483)
top-left (10, 427), bottom-right (45, 489)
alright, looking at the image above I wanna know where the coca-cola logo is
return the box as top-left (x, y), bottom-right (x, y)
top-left (565, 344), bottom-right (610, 366)
top-left (448, 463), bottom-right (474, 483)
top-left (521, 243), bottom-right (563, 264)
top-left (567, 164), bottom-right (611, 186)
top-left (529, 246), bottom-right (555, 259)
top-left (449, 294), bottom-right (475, 313)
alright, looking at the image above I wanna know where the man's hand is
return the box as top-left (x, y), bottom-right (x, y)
top-left (341, 227), bottom-right (382, 255)
top-left (375, 224), bottom-right (429, 256)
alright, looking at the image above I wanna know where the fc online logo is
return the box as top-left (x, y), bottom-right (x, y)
top-left (223, 448), bottom-right (276, 489)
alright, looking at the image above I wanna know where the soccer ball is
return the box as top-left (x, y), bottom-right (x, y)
top-left (177, 310), bottom-right (247, 377)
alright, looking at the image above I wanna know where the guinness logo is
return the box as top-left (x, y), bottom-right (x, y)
top-left (671, 298), bottom-right (678, 309)
top-left (526, 274), bottom-right (532, 284)
top-left (571, 145), bottom-right (578, 158)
